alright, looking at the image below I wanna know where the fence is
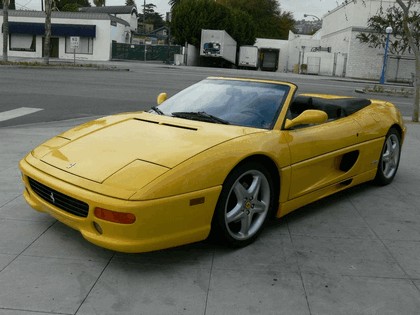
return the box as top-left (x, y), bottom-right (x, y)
top-left (112, 43), bottom-right (182, 62)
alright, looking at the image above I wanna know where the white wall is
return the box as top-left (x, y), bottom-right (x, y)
top-left (287, 31), bottom-right (321, 72)
top-left (186, 43), bottom-right (199, 66)
top-left (387, 57), bottom-right (416, 82)
top-left (320, 0), bottom-right (417, 80)
top-left (255, 38), bottom-right (288, 72)
top-left (0, 13), bottom-right (128, 61)
top-left (322, 0), bottom-right (396, 37)
top-left (112, 12), bottom-right (137, 32)
top-left (57, 18), bottom-right (111, 61)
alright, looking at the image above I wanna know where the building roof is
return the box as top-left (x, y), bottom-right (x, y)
top-left (147, 26), bottom-right (168, 36)
top-left (0, 10), bottom-right (130, 26)
top-left (79, 5), bottom-right (137, 15)
top-left (109, 15), bottom-right (130, 26)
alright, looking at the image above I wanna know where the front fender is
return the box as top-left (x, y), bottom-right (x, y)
top-left (130, 130), bottom-right (290, 200)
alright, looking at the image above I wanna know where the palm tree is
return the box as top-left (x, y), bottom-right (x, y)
top-left (168, 0), bottom-right (181, 9)
top-left (2, 0), bottom-right (9, 62)
top-left (44, 0), bottom-right (52, 64)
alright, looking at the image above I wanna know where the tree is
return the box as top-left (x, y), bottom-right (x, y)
top-left (2, 0), bottom-right (8, 62)
top-left (226, 8), bottom-right (256, 46)
top-left (396, 0), bottom-right (419, 122)
top-left (44, 0), bottom-right (52, 65)
top-left (357, 1), bottom-right (420, 122)
top-left (54, 0), bottom-right (90, 11)
top-left (168, 0), bottom-right (181, 9)
top-left (144, 3), bottom-right (164, 29)
top-left (171, 0), bottom-right (231, 46)
top-left (0, 0), bottom-right (15, 9)
top-left (357, 6), bottom-right (419, 56)
top-left (170, 0), bottom-right (255, 46)
top-left (216, 0), bottom-right (295, 39)
top-left (93, 0), bottom-right (105, 7)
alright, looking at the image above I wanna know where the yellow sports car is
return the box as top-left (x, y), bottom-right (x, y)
top-left (19, 77), bottom-right (406, 253)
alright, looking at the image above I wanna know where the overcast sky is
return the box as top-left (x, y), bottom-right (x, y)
top-left (17, 0), bottom-right (340, 20)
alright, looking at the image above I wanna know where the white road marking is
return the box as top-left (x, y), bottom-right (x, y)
top-left (0, 107), bottom-right (43, 122)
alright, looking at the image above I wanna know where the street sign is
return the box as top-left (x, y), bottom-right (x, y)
top-left (70, 36), bottom-right (80, 49)
top-left (70, 37), bottom-right (80, 65)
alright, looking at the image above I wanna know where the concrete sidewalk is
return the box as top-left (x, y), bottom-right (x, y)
top-left (0, 118), bottom-right (419, 315)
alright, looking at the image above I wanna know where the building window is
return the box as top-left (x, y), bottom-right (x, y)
top-left (65, 37), bottom-right (93, 54)
top-left (9, 34), bottom-right (36, 52)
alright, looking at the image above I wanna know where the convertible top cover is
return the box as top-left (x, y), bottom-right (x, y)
top-left (290, 96), bottom-right (372, 120)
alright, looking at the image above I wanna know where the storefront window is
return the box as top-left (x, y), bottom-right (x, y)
top-left (65, 37), bottom-right (93, 54)
top-left (10, 34), bottom-right (36, 52)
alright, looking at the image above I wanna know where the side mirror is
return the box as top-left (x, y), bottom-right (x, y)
top-left (284, 109), bottom-right (328, 129)
top-left (157, 92), bottom-right (167, 105)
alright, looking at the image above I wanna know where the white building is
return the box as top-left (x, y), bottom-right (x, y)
top-left (287, 0), bottom-right (418, 81)
top-left (0, 9), bottom-right (134, 61)
top-left (79, 5), bottom-right (138, 36)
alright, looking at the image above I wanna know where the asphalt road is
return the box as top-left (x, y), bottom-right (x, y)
top-left (0, 63), bottom-right (414, 128)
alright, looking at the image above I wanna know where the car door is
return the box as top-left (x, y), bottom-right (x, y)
top-left (283, 117), bottom-right (362, 200)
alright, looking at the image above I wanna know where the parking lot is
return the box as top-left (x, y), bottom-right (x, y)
top-left (1, 64), bottom-right (420, 314)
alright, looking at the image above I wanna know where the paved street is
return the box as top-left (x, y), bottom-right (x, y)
top-left (0, 63), bottom-right (420, 314)
top-left (0, 61), bottom-right (415, 128)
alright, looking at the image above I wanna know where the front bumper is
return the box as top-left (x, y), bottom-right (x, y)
top-left (19, 158), bottom-right (221, 253)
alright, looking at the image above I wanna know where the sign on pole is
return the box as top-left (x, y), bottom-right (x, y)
top-left (70, 36), bottom-right (79, 64)
top-left (70, 36), bottom-right (80, 49)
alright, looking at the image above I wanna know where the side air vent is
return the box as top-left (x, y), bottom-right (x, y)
top-left (340, 151), bottom-right (359, 172)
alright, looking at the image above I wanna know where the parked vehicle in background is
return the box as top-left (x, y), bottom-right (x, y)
top-left (200, 29), bottom-right (237, 66)
top-left (238, 46), bottom-right (259, 70)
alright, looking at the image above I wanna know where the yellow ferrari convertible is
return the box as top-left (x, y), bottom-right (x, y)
top-left (19, 77), bottom-right (406, 253)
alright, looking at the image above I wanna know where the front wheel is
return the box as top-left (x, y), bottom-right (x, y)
top-left (212, 161), bottom-right (275, 247)
top-left (374, 128), bottom-right (401, 185)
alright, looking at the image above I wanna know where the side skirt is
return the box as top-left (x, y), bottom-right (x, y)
top-left (276, 169), bottom-right (377, 218)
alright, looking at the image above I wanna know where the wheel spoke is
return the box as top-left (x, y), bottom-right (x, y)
top-left (386, 137), bottom-right (393, 152)
top-left (248, 175), bottom-right (262, 199)
top-left (252, 199), bottom-right (267, 214)
top-left (233, 181), bottom-right (248, 201)
top-left (382, 151), bottom-right (391, 162)
top-left (239, 212), bottom-right (252, 237)
top-left (226, 203), bottom-right (244, 223)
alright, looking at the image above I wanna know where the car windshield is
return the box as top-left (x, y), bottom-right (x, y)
top-left (156, 79), bottom-right (290, 129)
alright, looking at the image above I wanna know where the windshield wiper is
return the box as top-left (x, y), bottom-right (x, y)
top-left (150, 106), bottom-right (164, 115)
top-left (172, 111), bottom-right (230, 125)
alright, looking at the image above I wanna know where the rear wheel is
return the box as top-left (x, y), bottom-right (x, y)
top-left (212, 161), bottom-right (275, 247)
top-left (374, 128), bottom-right (401, 185)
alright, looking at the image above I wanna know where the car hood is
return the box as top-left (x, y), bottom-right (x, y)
top-left (39, 112), bottom-right (263, 183)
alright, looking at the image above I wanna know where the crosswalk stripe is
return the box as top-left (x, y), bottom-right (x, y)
top-left (0, 107), bottom-right (43, 122)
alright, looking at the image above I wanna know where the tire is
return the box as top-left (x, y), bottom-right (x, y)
top-left (212, 161), bottom-right (275, 247)
top-left (374, 127), bottom-right (401, 186)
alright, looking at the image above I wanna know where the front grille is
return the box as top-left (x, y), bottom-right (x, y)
top-left (28, 177), bottom-right (89, 218)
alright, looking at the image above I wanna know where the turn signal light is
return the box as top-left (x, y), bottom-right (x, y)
top-left (94, 207), bottom-right (136, 224)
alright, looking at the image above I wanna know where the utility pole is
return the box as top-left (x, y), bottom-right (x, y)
top-left (2, 0), bottom-right (9, 62)
top-left (43, 0), bottom-right (52, 64)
